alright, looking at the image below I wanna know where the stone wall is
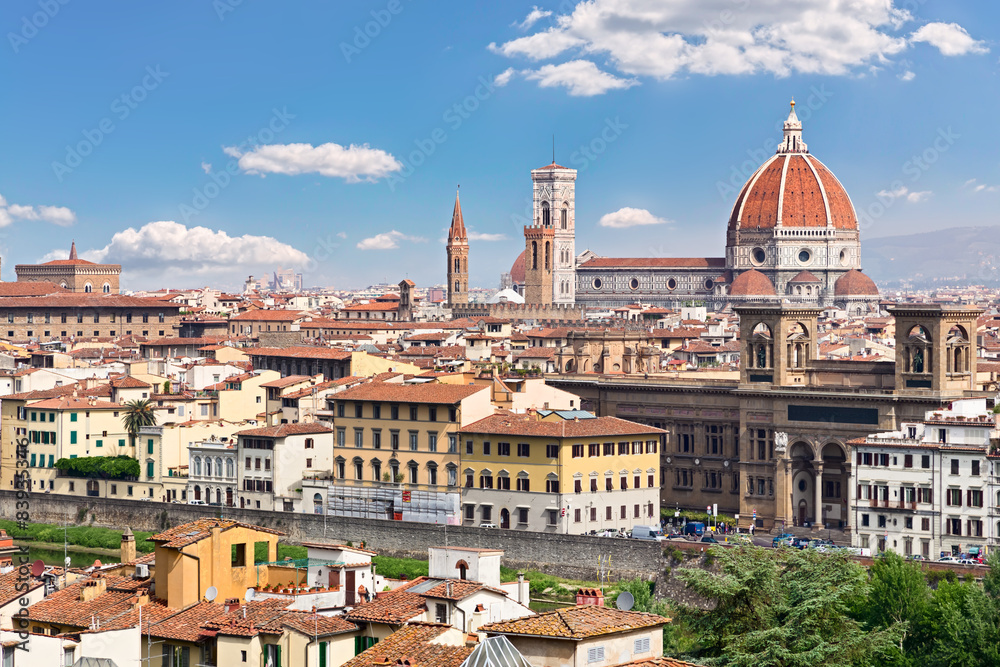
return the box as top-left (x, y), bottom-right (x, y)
top-left (0, 492), bottom-right (664, 581)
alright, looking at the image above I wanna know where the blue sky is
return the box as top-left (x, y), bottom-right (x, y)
top-left (0, 0), bottom-right (995, 291)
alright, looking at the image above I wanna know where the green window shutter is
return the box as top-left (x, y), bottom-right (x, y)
top-left (48, 455), bottom-right (54, 467)
top-left (70, 412), bottom-right (77, 422)
top-left (30, 412), bottom-right (36, 422)
top-left (275, 645), bottom-right (281, 667)
top-left (147, 439), bottom-right (154, 454)
top-left (70, 454), bottom-right (77, 459)
top-left (49, 412), bottom-right (55, 422)
top-left (30, 454), bottom-right (36, 467)
top-left (70, 431), bottom-right (77, 444)
top-left (119, 439), bottom-right (125, 447)
top-left (319, 642), bottom-right (327, 667)
top-left (96, 440), bottom-right (103, 448)
top-left (147, 462), bottom-right (154, 478)
top-left (41, 432), bottom-right (48, 445)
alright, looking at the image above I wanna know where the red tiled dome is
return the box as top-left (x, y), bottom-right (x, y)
top-left (729, 269), bottom-right (776, 297)
top-left (728, 153), bottom-right (857, 232)
top-left (789, 270), bottom-right (821, 283)
top-left (510, 250), bottom-right (526, 285)
top-left (834, 270), bottom-right (878, 296)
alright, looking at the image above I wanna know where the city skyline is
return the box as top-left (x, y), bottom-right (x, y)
top-left (0, 1), bottom-right (994, 291)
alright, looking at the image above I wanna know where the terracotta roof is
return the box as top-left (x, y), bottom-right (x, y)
top-left (230, 310), bottom-right (305, 321)
top-left (345, 591), bottom-right (426, 624)
top-left (110, 376), bottom-right (152, 389)
top-left (333, 381), bottom-right (486, 405)
top-left (834, 270), bottom-right (879, 296)
top-left (789, 270), bottom-right (822, 283)
top-left (0, 281), bottom-right (69, 297)
top-left (510, 251), bottom-right (526, 285)
top-left (0, 569), bottom-right (44, 607)
top-left (407, 332), bottom-right (452, 341)
top-left (142, 336), bottom-right (230, 347)
top-left (729, 270), bottom-right (776, 297)
top-left (259, 375), bottom-right (312, 388)
top-left (513, 348), bottom-right (557, 360)
top-left (399, 345), bottom-right (466, 358)
top-left (481, 605), bottom-right (668, 639)
top-left (579, 257), bottom-right (726, 269)
top-left (28, 396), bottom-right (123, 411)
top-left (341, 623), bottom-right (472, 667)
top-left (250, 347), bottom-right (353, 361)
top-left (148, 601), bottom-right (227, 642)
top-left (448, 190), bottom-right (467, 242)
top-left (462, 413), bottom-right (664, 438)
top-left (149, 518), bottom-right (284, 549)
top-left (0, 294), bottom-right (181, 309)
top-left (729, 153), bottom-right (857, 231)
top-left (235, 422), bottom-right (332, 438)
top-left (25, 575), bottom-right (158, 628)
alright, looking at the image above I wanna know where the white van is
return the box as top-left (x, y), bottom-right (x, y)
top-left (631, 525), bottom-right (665, 541)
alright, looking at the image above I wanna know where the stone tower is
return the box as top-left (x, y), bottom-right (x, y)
top-left (530, 161), bottom-right (577, 304)
top-left (523, 225), bottom-right (554, 306)
top-left (446, 189), bottom-right (469, 306)
top-left (120, 526), bottom-right (136, 563)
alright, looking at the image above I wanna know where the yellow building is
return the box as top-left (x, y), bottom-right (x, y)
top-left (460, 410), bottom-right (663, 533)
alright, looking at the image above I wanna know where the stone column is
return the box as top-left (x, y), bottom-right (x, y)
top-left (814, 463), bottom-right (824, 529)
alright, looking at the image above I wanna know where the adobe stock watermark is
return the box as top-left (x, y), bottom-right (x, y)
top-left (716, 84), bottom-right (834, 201)
top-left (340, 0), bottom-right (411, 63)
top-left (386, 75), bottom-right (502, 192)
top-left (8, 0), bottom-right (71, 53)
top-left (179, 107), bottom-right (295, 223)
top-left (856, 126), bottom-right (959, 232)
top-left (51, 66), bottom-right (170, 182)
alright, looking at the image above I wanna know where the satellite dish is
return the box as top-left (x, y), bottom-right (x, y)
top-left (244, 588), bottom-right (256, 602)
top-left (30, 560), bottom-right (45, 577)
top-left (616, 591), bottom-right (635, 612)
top-left (205, 586), bottom-right (218, 602)
top-left (65, 557), bottom-right (72, 568)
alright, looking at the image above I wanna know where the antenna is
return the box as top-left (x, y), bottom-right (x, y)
top-left (205, 585), bottom-right (218, 602)
top-left (616, 591), bottom-right (635, 611)
top-left (552, 134), bottom-right (555, 164)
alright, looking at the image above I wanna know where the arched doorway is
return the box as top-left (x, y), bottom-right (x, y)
top-left (500, 508), bottom-right (510, 529)
top-left (789, 442), bottom-right (816, 526)
top-left (798, 499), bottom-right (807, 526)
top-left (226, 488), bottom-right (233, 507)
top-left (820, 443), bottom-right (848, 529)
top-left (193, 485), bottom-right (201, 501)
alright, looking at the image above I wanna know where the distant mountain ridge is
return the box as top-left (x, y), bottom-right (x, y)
top-left (862, 226), bottom-right (1000, 288)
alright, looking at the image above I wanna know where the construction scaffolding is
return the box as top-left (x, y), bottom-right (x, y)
top-left (324, 485), bottom-right (461, 525)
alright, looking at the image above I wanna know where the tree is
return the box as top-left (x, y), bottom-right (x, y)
top-left (677, 545), bottom-right (902, 667)
top-left (859, 551), bottom-right (929, 665)
top-left (122, 398), bottom-right (157, 447)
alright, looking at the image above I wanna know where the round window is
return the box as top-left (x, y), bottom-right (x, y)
top-left (798, 480), bottom-right (807, 492)
top-left (704, 279), bottom-right (714, 290)
top-left (593, 278), bottom-right (602, 290)
top-left (798, 249), bottom-right (811, 264)
top-left (839, 249), bottom-right (849, 266)
top-left (666, 278), bottom-right (677, 290)
top-left (752, 247), bottom-right (766, 265)
top-left (629, 278), bottom-right (639, 290)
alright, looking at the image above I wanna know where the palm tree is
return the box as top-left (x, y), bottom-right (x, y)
top-left (122, 399), bottom-right (157, 447)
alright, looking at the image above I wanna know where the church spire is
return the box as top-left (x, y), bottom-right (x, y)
top-left (69, 240), bottom-right (78, 261)
top-left (448, 187), bottom-right (467, 242)
top-left (777, 99), bottom-right (807, 154)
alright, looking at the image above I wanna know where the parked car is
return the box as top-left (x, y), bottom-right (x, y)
top-left (683, 522), bottom-right (706, 536)
top-left (188, 499), bottom-right (207, 505)
top-left (631, 525), bottom-right (666, 542)
top-left (938, 556), bottom-right (959, 563)
top-left (906, 554), bottom-right (927, 561)
top-left (664, 531), bottom-right (685, 540)
top-left (771, 533), bottom-right (795, 547)
top-left (957, 558), bottom-right (978, 565)
top-left (700, 535), bottom-right (719, 544)
top-left (479, 522), bottom-right (497, 529)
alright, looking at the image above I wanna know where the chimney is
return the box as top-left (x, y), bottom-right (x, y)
top-left (133, 588), bottom-right (150, 608)
top-left (120, 527), bottom-right (136, 564)
top-left (224, 597), bottom-right (241, 613)
top-left (575, 587), bottom-right (604, 607)
top-left (80, 577), bottom-right (107, 602)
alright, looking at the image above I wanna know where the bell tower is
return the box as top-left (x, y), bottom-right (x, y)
top-left (446, 188), bottom-right (468, 307)
top-left (530, 160), bottom-right (577, 304)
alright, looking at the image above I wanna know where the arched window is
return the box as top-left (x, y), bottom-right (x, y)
top-left (454, 258), bottom-right (460, 273)
top-left (226, 459), bottom-right (234, 478)
top-left (193, 485), bottom-right (201, 501)
top-left (216, 457), bottom-right (223, 477)
top-left (545, 241), bottom-right (550, 270)
top-left (84, 282), bottom-right (93, 293)
top-left (102, 283), bottom-right (111, 294)
top-left (193, 457), bottom-right (202, 476)
top-left (561, 205), bottom-right (568, 229)
top-left (313, 493), bottom-right (324, 514)
top-left (531, 241), bottom-right (538, 270)
top-left (541, 201), bottom-right (550, 227)
top-left (204, 458), bottom-right (212, 477)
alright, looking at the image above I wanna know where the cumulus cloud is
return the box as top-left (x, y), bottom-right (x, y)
top-left (489, 1), bottom-right (986, 94)
top-left (911, 22), bottom-right (988, 56)
top-left (225, 142), bottom-right (402, 183)
top-left (599, 207), bottom-right (670, 228)
top-left (514, 6), bottom-right (552, 30)
top-left (524, 60), bottom-right (637, 96)
top-left (200, 162), bottom-right (212, 174)
top-left (0, 195), bottom-right (76, 228)
top-left (357, 230), bottom-right (427, 250)
top-left (877, 185), bottom-right (931, 202)
top-left (898, 70), bottom-right (915, 81)
top-left (468, 232), bottom-right (509, 241)
top-left (493, 67), bottom-right (516, 87)
top-left (964, 179), bottom-right (999, 193)
top-left (336, 231), bottom-right (348, 239)
top-left (43, 221), bottom-right (311, 289)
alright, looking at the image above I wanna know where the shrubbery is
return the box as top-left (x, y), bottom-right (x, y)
top-left (0, 520), bottom-right (156, 553)
top-left (373, 555), bottom-right (429, 580)
top-left (54, 456), bottom-right (140, 480)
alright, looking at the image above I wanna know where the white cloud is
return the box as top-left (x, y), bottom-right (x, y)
top-left (898, 70), bottom-right (915, 81)
top-left (877, 185), bottom-right (931, 202)
top-left (48, 221), bottom-right (311, 288)
top-left (965, 179), bottom-right (999, 193)
top-left (226, 142), bottom-right (402, 183)
top-left (598, 207), bottom-right (670, 228)
top-left (911, 22), bottom-right (988, 56)
top-left (356, 230), bottom-right (427, 250)
top-left (489, 1), bottom-right (985, 94)
top-left (336, 231), bottom-right (348, 239)
top-left (201, 162), bottom-right (212, 174)
top-left (468, 232), bottom-right (509, 242)
top-left (524, 60), bottom-right (637, 96)
top-left (514, 6), bottom-right (552, 30)
top-left (493, 67), bottom-right (516, 87)
top-left (0, 195), bottom-right (76, 228)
